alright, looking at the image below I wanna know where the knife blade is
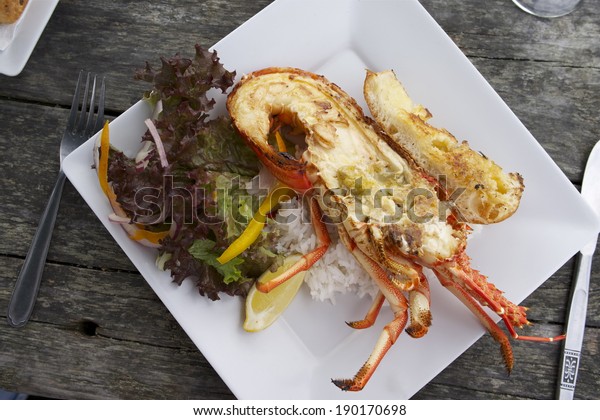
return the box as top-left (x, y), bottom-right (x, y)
top-left (556, 140), bottom-right (600, 399)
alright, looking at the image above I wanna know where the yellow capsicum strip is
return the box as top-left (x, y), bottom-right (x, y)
top-left (217, 183), bottom-right (294, 265)
top-left (130, 227), bottom-right (170, 243)
top-left (217, 130), bottom-right (294, 264)
top-left (98, 122), bottom-right (169, 245)
top-left (98, 121), bottom-right (111, 197)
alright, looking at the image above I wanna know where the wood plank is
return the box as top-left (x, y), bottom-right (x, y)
top-left (422, 0), bottom-right (600, 184)
top-left (2, 247), bottom-right (596, 399)
top-left (416, 327), bottom-right (599, 399)
top-left (4, 1), bottom-right (594, 253)
top-left (1, 0), bottom-right (598, 401)
top-left (0, 256), bottom-right (235, 399)
top-left (0, 98), bottom-right (134, 270)
top-left (0, 0), bottom-right (275, 111)
top-left (2, 1), bottom-right (598, 109)
top-left (470, 59), bottom-right (600, 183)
top-left (424, 0), bottom-right (599, 66)
top-left (2, 1), bottom-right (596, 182)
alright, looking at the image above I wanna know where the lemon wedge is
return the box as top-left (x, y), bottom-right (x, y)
top-left (243, 254), bottom-right (306, 332)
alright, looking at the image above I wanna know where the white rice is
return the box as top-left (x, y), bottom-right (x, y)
top-left (267, 198), bottom-right (378, 304)
top-left (264, 196), bottom-right (482, 305)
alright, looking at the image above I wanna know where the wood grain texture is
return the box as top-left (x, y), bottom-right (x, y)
top-left (0, 0), bottom-right (598, 399)
top-left (0, 257), bottom-right (234, 399)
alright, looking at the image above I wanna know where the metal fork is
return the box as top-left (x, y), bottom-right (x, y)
top-left (7, 71), bottom-right (105, 328)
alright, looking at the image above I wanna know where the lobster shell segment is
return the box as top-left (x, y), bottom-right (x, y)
top-left (364, 70), bottom-right (524, 224)
top-left (227, 67), bottom-right (465, 265)
top-left (225, 67), bottom-right (560, 392)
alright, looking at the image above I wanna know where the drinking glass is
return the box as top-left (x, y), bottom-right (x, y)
top-left (512, 0), bottom-right (582, 17)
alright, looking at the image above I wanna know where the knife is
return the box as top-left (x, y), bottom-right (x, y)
top-left (556, 140), bottom-right (600, 399)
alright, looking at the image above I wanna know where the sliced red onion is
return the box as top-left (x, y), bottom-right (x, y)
top-left (144, 118), bottom-right (169, 168)
top-left (108, 213), bottom-right (132, 224)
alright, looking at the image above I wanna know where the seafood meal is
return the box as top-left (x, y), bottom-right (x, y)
top-left (95, 45), bottom-right (564, 391)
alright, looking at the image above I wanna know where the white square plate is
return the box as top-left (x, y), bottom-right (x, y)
top-left (0, 0), bottom-right (59, 76)
top-left (63, 0), bottom-right (600, 399)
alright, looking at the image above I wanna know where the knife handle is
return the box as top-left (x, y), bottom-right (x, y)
top-left (556, 251), bottom-right (592, 399)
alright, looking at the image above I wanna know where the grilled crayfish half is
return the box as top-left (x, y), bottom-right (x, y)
top-left (226, 67), bottom-right (563, 391)
top-left (363, 69), bottom-right (524, 225)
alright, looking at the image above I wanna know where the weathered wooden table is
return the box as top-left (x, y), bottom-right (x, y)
top-left (1, 0), bottom-right (598, 399)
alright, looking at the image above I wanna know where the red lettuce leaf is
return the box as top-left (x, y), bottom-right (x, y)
top-left (107, 44), bottom-right (264, 300)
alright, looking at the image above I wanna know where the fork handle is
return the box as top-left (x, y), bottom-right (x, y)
top-left (7, 170), bottom-right (67, 328)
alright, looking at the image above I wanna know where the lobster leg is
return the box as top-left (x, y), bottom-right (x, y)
top-left (383, 249), bottom-right (432, 338)
top-left (256, 196), bottom-right (331, 293)
top-left (436, 271), bottom-right (515, 372)
top-left (435, 252), bottom-right (565, 343)
top-left (334, 228), bottom-right (409, 392)
top-left (333, 307), bottom-right (408, 392)
top-left (346, 292), bottom-right (385, 330)
top-left (406, 277), bottom-right (432, 339)
top-left (346, 276), bottom-right (431, 338)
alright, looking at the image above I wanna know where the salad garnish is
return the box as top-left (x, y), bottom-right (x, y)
top-left (98, 44), bottom-right (284, 300)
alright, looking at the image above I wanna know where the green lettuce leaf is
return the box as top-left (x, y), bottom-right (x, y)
top-left (107, 44), bottom-right (276, 300)
top-left (214, 172), bottom-right (258, 239)
top-left (188, 239), bottom-right (246, 284)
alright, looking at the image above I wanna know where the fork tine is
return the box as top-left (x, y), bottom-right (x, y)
top-left (66, 71), bottom-right (84, 131)
top-left (94, 77), bottom-right (106, 134)
top-left (84, 75), bottom-right (98, 137)
top-left (77, 72), bottom-right (91, 134)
